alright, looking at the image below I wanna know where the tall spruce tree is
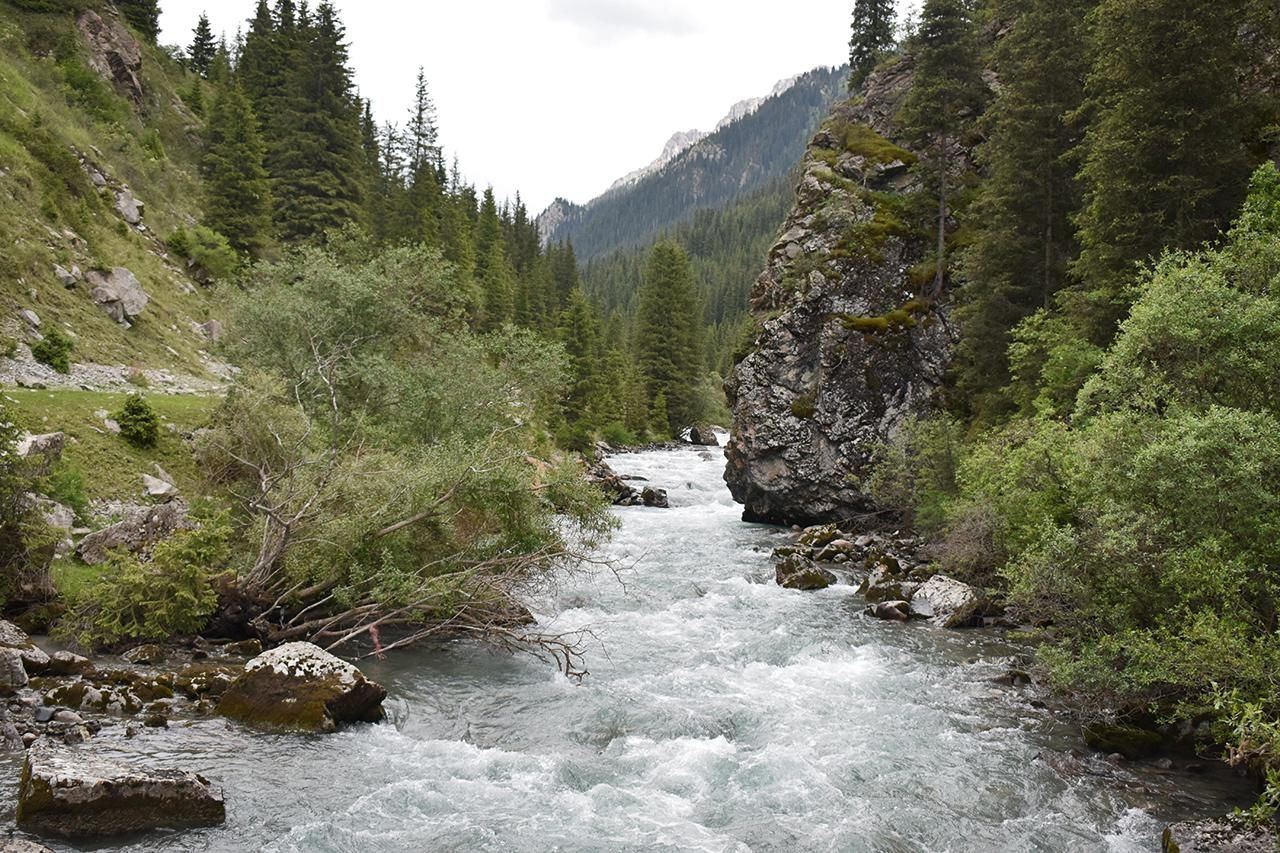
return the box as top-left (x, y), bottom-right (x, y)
top-left (1066, 0), bottom-right (1252, 343)
top-left (270, 2), bottom-right (365, 241)
top-left (849, 0), bottom-right (898, 89)
top-left (897, 0), bottom-right (986, 298)
top-left (201, 84), bottom-right (271, 256)
top-left (188, 13), bottom-right (217, 77)
top-left (952, 0), bottom-right (1092, 419)
top-left (558, 287), bottom-right (604, 437)
top-left (635, 241), bottom-right (703, 434)
top-left (117, 0), bottom-right (160, 43)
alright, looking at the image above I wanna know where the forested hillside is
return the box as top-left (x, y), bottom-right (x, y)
top-left (729, 0), bottom-right (1280, 817)
top-left (0, 0), bottom-right (732, 669)
top-left (540, 66), bottom-right (846, 262)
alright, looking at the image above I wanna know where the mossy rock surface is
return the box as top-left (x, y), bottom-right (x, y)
top-left (16, 744), bottom-right (225, 838)
top-left (217, 641), bottom-right (386, 733)
top-left (1082, 722), bottom-right (1165, 759)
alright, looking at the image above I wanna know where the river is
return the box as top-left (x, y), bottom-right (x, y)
top-left (9, 444), bottom-right (1251, 852)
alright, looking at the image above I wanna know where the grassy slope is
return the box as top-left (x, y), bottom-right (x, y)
top-left (0, 2), bottom-right (223, 374)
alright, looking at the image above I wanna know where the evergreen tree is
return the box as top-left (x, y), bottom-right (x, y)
top-left (117, 0), bottom-right (160, 43)
top-left (849, 0), bottom-right (898, 89)
top-left (558, 288), bottom-right (603, 433)
top-left (270, 2), bottom-right (365, 241)
top-left (238, 1), bottom-right (281, 108)
top-left (1065, 0), bottom-right (1252, 343)
top-left (635, 242), bottom-right (703, 433)
top-left (201, 83), bottom-right (271, 256)
top-left (952, 0), bottom-right (1092, 420)
top-left (897, 0), bottom-right (986, 298)
top-left (188, 13), bottom-right (217, 77)
top-left (403, 68), bottom-right (440, 175)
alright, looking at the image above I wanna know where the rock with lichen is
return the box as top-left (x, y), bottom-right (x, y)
top-left (217, 642), bottom-right (386, 732)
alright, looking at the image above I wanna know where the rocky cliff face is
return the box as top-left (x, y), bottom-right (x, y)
top-left (725, 56), bottom-right (963, 526)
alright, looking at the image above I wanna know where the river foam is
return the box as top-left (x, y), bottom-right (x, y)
top-left (8, 444), bottom-right (1250, 852)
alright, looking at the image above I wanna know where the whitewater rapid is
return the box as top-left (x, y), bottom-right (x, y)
top-left (8, 444), bottom-right (1248, 852)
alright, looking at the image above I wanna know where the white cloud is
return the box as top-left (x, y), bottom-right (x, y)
top-left (545, 0), bottom-right (701, 39)
top-left (159, 0), bottom-right (871, 212)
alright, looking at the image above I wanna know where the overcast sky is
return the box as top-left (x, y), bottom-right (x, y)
top-left (158, 0), bottom-right (873, 213)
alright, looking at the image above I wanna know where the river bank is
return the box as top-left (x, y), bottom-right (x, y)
top-left (0, 444), bottom-right (1261, 851)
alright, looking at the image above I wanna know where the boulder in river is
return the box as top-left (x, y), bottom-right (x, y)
top-left (0, 649), bottom-right (29, 694)
top-left (16, 744), bottom-right (226, 838)
top-left (908, 575), bottom-right (987, 628)
top-left (218, 641), bottom-right (386, 732)
top-left (641, 486), bottom-right (669, 508)
top-left (0, 620), bottom-right (50, 674)
top-left (858, 564), bottom-right (919, 604)
top-left (775, 553), bottom-right (836, 591)
top-left (686, 423), bottom-right (720, 446)
top-left (867, 600), bottom-right (912, 622)
top-left (1083, 722), bottom-right (1164, 760)
top-left (1162, 814), bottom-right (1280, 852)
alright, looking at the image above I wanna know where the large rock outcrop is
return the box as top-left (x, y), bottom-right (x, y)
top-left (76, 502), bottom-right (194, 566)
top-left (218, 642), bottom-right (386, 732)
top-left (16, 744), bottom-right (226, 838)
top-left (87, 267), bottom-right (149, 326)
top-left (725, 56), bottom-right (969, 525)
top-left (75, 9), bottom-right (144, 108)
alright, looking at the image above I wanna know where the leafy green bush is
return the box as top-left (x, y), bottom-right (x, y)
top-left (167, 225), bottom-right (240, 282)
top-left (115, 395), bottom-right (159, 448)
top-left (40, 461), bottom-right (87, 523)
top-left (0, 406), bottom-right (56, 607)
top-left (56, 521), bottom-right (230, 649)
top-left (30, 326), bottom-right (73, 374)
top-left (58, 56), bottom-right (125, 124)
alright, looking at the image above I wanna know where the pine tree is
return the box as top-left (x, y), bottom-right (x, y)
top-left (238, 1), bottom-right (280, 108)
top-left (897, 0), bottom-right (986, 298)
top-left (270, 2), bottom-right (365, 241)
top-left (558, 288), bottom-right (603, 432)
top-left (952, 0), bottom-right (1091, 419)
top-left (201, 84), bottom-right (271, 256)
top-left (403, 68), bottom-right (440, 175)
top-left (849, 0), bottom-right (898, 89)
top-left (1065, 0), bottom-right (1252, 343)
top-left (635, 241), bottom-right (703, 433)
top-left (188, 13), bottom-right (217, 77)
top-left (117, 0), bottom-right (160, 43)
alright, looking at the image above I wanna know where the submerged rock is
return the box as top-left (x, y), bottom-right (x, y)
top-left (16, 744), bottom-right (225, 838)
top-left (218, 642), bottom-right (386, 732)
top-left (867, 600), bottom-right (912, 621)
top-left (775, 553), bottom-right (836, 591)
top-left (641, 487), bottom-right (669, 508)
top-left (908, 575), bottom-right (987, 628)
top-left (1162, 814), bottom-right (1280, 852)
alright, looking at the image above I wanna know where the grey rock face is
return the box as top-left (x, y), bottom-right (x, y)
top-left (76, 502), bottom-right (194, 566)
top-left (54, 263), bottom-right (82, 288)
top-left (16, 744), bottom-right (226, 838)
top-left (1162, 815), bottom-right (1280, 852)
top-left (113, 188), bottom-right (144, 225)
top-left (724, 54), bottom-right (962, 526)
top-left (15, 432), bottom-right (65, 476)
top-left (87, 268), bottom-right (148, 326)
top-left (0, 620), bottom-right (50, 674)
top-left (909, 575), bottom-right (987, 628)
top-left (75, 9), bottom-right (144, 107)
top-left (0, 649), bottom-right (29, 694)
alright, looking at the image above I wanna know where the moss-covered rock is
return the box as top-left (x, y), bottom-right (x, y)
top-left (16, 743), bottom-right (225, 838)
top-left (217, 642), bottom-right (386, 733)
top-left (1083, 722), bottom-right (1165, 759)
top-left (775, 553), bottom-right (837, 591)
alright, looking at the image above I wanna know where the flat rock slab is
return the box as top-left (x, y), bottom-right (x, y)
top-left (218, 641), bottom-right (386, 732)
top-left (1163, 815), bottom-right (1280, 852)
top-left (16, 744), bottom-right (225, 838)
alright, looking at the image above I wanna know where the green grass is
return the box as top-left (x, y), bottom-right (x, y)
top-left (0, 6), bottom-right (224, 377)
top-left (3, 387), bottom-right (219, 501)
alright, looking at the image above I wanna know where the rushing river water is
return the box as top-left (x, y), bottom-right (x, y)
top-left (5, 444), bottom-right (1253, 852)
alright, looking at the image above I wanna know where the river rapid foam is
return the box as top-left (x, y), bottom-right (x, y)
top-left (6, 444), bottom-right (1250, 852)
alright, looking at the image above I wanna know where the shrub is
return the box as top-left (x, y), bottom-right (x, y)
top-left (40, 461), bottom-right (88, 522)
top-left (30, 326), bottom-right (73, 374)
top-left (0, 336), bottom-right (17, 359)
top-left (140, 128), bottom-right (166, 161)
top-left (168, 226), bottom-right (239, 283)
top-left (56, 521), bottom-right (230, 649)
top-left (115, 395), bottom-right (159, 448)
